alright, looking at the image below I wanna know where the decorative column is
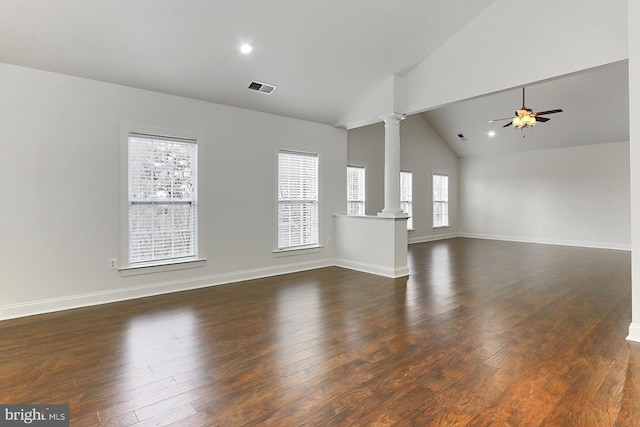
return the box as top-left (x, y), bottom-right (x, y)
top-left (379, 113), bottom-right (407, 217)
top-left (333, 112), bottom-right (409, 278)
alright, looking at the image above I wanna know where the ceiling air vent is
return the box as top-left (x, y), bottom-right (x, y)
top-left (248, 81), bottom-right (276, 95)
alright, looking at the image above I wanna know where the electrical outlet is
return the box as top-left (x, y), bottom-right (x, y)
top-left (327, 238), bottom-right (332, 246)
top-left (108, 258), bottom-right (118, 270)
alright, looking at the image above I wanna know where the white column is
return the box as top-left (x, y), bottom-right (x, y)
top-left (628, 0), bottom-right (640, 342)
top-left (378, 113), bottom-right (406, 217)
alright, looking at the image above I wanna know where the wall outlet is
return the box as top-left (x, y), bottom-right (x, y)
top-left (108, 258), bottom-right (118, 270)
top-left (327, 238), bottom-right (332, 246)
top-left (539, 225), bottom-right (545, 232)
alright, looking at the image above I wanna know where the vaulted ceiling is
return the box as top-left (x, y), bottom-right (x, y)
top-left (422, 61), bottom-right (629, 158)
top-left (0, 0), bottom-right (629, 157)
top-left (0, 0), bottom-right (493, 125)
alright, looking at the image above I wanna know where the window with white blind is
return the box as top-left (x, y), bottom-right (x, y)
top-left (400, 171), bottom-right (413, 230)
top-left (433, 173), bottom-right (449, 228)
top-left (128, 133), bottom-right (197, 265)
top-left (278, 150), bottom-right (319, 249)
top-left (347, 165), bottom-right (365, 215)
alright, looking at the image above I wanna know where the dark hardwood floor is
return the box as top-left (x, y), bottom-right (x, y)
top-left (2, 238), bottom-right (639, 426)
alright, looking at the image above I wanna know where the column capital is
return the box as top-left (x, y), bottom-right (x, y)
top-left (379, 113), bottom-right (406, 125)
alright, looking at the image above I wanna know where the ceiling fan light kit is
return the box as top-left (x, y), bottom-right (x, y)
top-left (512, 111), bottom-right (537, 128)
top-left (492, 87), bottom-right (563, 130)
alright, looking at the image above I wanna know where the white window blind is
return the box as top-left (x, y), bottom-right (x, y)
top-left (400, 171), bottom-right (413, 229)
top-left (128, 134), bottom-right (197, 264)
top-left (433, 173), bottom-right (449, 228)
top-left (347, 165), bottom-right (365, 215)
top-left (278, 150), bottom-right (319, 249)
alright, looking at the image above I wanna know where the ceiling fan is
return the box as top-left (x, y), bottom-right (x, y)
top-left (490, 87), bottom-right (563, 129)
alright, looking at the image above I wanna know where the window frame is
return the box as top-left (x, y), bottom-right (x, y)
top-left (347, 164), bottom-right (366, 216)
top-left (275, 148), bottom-right (320, 253)
top-left (432, 172), bottom-right (450, 229)
top-left (400, 170), bottom-right (413, 230)
top-left (120, 125), bottom-right (205, 275)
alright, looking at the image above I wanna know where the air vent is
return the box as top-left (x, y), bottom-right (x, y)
top-left (248, 81), bottom-right (276, 95)
top-left (457, 133), bottom-right (466, 141)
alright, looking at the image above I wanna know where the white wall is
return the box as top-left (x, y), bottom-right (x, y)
top-left (347, 115), bottom-right (458, 243)
top-left (628, 0), bottom-right (640, 341)
top-left (334, 215), bottom-right (408, 278)
top-left (339, 0), bottom-right (627, 129)
top-left (0, 63), bottom-right (346, 319)
top-left (459, 141), bottom-right (631, 250)
top-left (404, 0), bottom-right (627, 116)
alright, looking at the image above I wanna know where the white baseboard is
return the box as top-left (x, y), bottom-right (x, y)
top-left (458, 232), bottom-right (631, 251)
top-left (0, 258), bottom-right (333, 321)
top-left (408, 232), bottom-right (459, 245)
top-left (1, 233), bottom-right (631, 321)
top-left (334, 258), bottom-right (409, 278)
top-left (628, 323), bottom-right (640, 343)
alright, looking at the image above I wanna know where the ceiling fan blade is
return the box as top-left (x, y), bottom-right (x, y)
top-left (535, 109), bottom-right (563, 116)
top-left (489, 117), bottom-right (514, 123)
top-left (535, 116), bottom-right (550, 122)
top-left (502, 121), bottom-right (513, 128)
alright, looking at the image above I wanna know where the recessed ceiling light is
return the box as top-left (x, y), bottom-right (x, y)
top-left (488, 130), bottom-right (496, 137)
top-left (240, 44), bottom-right (253, 54)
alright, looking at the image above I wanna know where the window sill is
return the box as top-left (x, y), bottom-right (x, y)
top-left (273, 245), bottom-right (324, 258)
top-left (432, 226), bottom-right (450, 230)
top-left (119, 258), bottom-right (206, 276)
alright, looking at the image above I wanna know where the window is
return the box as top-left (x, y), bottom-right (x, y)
top-left (128, 133), bottom-right (197, 265)
top-left (433, 173), bottom-right (449, 228)
top-left (347, 165), bottom-right (365, 215)
top-left (278, 150), bottom-right (319, 249)
top-left (400, 171), bottom-right (413, 230)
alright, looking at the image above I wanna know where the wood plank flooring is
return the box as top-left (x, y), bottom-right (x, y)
top-left (1, 238), bottom-right (639, 426)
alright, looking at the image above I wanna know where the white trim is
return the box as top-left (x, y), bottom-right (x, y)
top-left (119, 258), bottom-right (206, 276)
top-left (400, 170), bottom-right (412, 230)
top-left (409, 232), bottom-right (459, 245)
top-left (627, 323), bottom-right (640, 343)
top-left (347, 164), bottom-right (366, 216)
top-left (4, 233), bottom-right (631, 321)
top-left (458, 232), bottom-right (631, 251)
top-left (273, 245), bottom-right (324, 257)
top-left (120, 123), bottom-right (206, 269)
top-left (0, 258), bottom-right (333, 321)
top-left (432, 172), bottom-right (449, 228)
top-left (334, 258), bottom-right (409, 278)
top-left (275, 147), bottom-right (321, 250)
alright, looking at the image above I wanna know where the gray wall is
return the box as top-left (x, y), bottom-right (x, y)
top-left (347, 114), bottom-right (459, 243)
top-left (459, 141), bottom-right (630, 250)
top-left (0, 63), bottom-right (346, 318)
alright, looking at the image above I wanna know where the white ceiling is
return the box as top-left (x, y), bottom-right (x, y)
top-left (0, 1), bottom-right (629, 157)
top-left (0, 0), bottom-right (494, 125)
top-left (421, 61), bottom-right (630, 158)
